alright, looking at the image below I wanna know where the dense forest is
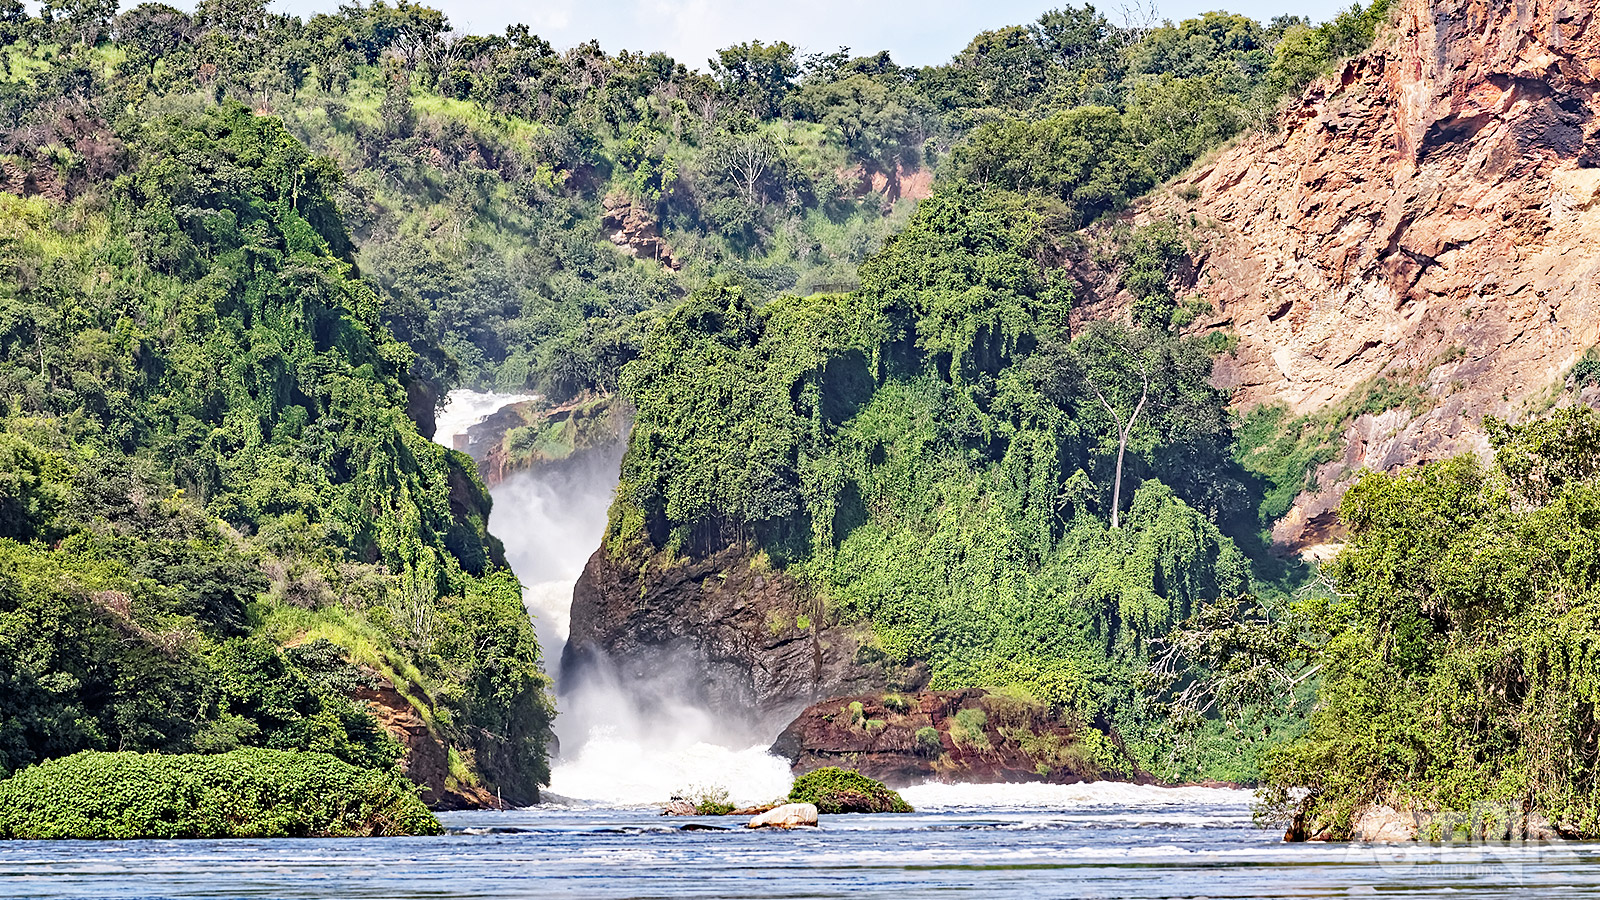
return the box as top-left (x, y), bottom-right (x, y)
top-left (13, 0), bottom-right (1587, 835)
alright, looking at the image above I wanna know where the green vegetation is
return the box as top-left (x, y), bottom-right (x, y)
top-left (683, 785), bottom-right (736, 816)
top-left (1236, 374), bottom-right (1430, 524)
top-left (0, 104), bottom-right (552, 800)
top-left (951, 708), bottom-right (992, 752)
top-left (0, 0), bottom-right (1396, 797)
top-left (789, 767), bottom-right (912, 814)
top-left (1571, 347), bottom-right (1600, 389)
top-left (1260, 406), bottom-right (1600, 838)
top-left (610, 185), bottom-right (1267, 778)
top-left (0, 0), bottom-right (1392, 400)
top-left (0, 749), bottom-right (442, 839)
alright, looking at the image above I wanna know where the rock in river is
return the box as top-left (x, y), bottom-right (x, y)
top-left (747, 803), bottom-right (819, 829)
top-left (660, 799), bottom-right (697, 816)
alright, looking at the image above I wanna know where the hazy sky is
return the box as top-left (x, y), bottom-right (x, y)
top-left (267, 0), bottom-right (1353, 70)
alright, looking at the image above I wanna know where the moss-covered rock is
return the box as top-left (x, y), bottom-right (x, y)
top-left (788, 767), bottom-right (912, 814)
top-left (0, 749), bottom-right (443, 839)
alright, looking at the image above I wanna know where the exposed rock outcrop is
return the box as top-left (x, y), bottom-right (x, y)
top-left (1288, 798), bottom-right (1564, 843)
top-left (770, 689), bottom-right (1146, 788)
top-left (460, 395), bottom-right (631, 488)
top-left (602, 194), bottom-right (679, 269)
top-left (1109, 0), bottom-right (1600, 549)
top-left (562, 542), bottom-right (925, 742)
top-left (353, 680), bottom-right (498, 810)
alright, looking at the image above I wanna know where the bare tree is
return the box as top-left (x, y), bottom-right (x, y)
top-left (708, 132), bottom-right (781, 207)
top-left (1085, 350), bottom-right (1149, 530)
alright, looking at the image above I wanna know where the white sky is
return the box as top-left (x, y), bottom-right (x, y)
top-left (263, 0), bottom-right (1354, 70)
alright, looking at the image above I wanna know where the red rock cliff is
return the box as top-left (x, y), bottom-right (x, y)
top-left (1131, 0), bottom-right (1600, 547)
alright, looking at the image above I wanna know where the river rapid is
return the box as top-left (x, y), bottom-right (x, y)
top-left (4, 393), bottom-right (1584, 899)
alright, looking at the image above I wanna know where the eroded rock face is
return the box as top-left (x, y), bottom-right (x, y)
top-left (770, 689), bottom-right (1144, 788)
top-left (601, 194), bottom-right (679, 269)
top-left (1113, 0), bottom-right (1600, 548)
top-left (353, 681), bottom-right (498, 810)
top-left (460, 396), bottom-right (631, 488)
top-left (1352, 804), bottom-right (1419, 842)
top-left (1290, 799), bottom-right (1569, 843)
top-left (562, 542), bottom-right (925, 742)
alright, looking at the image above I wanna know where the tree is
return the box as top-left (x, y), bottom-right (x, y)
top-left (704, 130), bottom-right (783, 207)
top-left (710, 40), bottom-right (797, 118)
top-left (791, 71), bottom-right (924, 175)
top-left (194, 0), bottom-right (268, 43)
top-left (42, 0), bottom-right (118, 48)
top-left (948, 107), bottom-right (1152, 227)
top-left (1071, 322), bottom-right (1154, 529)
top-left (372, 1), bottom-right (449, 69)
top-left (116, 4), bottom-right (196, 72)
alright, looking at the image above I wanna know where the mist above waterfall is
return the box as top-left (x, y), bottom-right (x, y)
top-left (437, 391), bottom-right (792, 807)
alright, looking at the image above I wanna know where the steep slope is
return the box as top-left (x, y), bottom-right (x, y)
top-left (0, 105), bottom-right (554, 806)
top-left (1133, 0), bottom-right (1600, 547)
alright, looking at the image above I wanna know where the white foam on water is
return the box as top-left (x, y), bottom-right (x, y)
top-left (546, 735), bottom-right (793, 808)
top-left (431, 389), bottom-right (537, 449)
top-left (900, 781), bottom-right (1253, 811)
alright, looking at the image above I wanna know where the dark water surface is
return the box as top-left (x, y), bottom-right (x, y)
top-left (3, 786), bottom-right (1595, 899)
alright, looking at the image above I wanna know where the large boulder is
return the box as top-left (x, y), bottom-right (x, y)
top-left (1352, 805), bottom-right (1418, 842)
top-left (747, 803), bottom-right (819, 829)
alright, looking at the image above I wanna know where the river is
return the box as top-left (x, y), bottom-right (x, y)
top-left (5, 393), bottom-right (1584, 898)
top-left (4, 783), bottom-right (1592, 898)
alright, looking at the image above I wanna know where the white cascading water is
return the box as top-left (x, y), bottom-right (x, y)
top-left (434, 391), bottom-right (792, 807)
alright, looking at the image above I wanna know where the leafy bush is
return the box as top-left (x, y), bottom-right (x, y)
top-left (1261, 407), bottom-right (1600, 838)
top-left (788, 767), bottom-right (912, 814)
top-left (0, 749), bottom-right (442, 839)
top-left (915, 726), bottom-right (944, 757)
top-left (685, 785), bottom-right (735, 815)
top-left (1571, 347), bottom-right (1600, 389)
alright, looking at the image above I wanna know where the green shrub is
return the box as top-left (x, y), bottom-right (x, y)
top-left (882, 694), bottom-right (912, 714)
top-left (0, 749), bottom-right (442, 839)
top-left (1571, 347), bottom-right (1600, 388)
top-left (950, 708), bottom-right (991, 751)
top-left (915, 726), bottom-right (943, 757)
top-left (788, 767), bottom-right (912, 814)
top-left (687, 785), bottom-right (735, 815)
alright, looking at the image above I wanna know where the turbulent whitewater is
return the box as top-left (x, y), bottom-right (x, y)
top-left (435, 392), bottom-right (795, 807)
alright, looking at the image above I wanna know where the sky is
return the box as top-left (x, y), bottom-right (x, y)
top-left (268, 0), bottom-right (1355, 70)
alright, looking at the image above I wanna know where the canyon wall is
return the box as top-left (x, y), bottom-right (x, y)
top-left (1125, 0), bottom-right (1600, 547)
top-left (564, 0), bottom-right (1600, 725)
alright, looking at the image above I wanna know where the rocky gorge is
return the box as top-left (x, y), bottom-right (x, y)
top-left (546, 0), bottom-right (1600, 814)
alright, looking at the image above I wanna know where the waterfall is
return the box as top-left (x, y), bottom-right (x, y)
top-left (435, 391), bottom-right (793, 808)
